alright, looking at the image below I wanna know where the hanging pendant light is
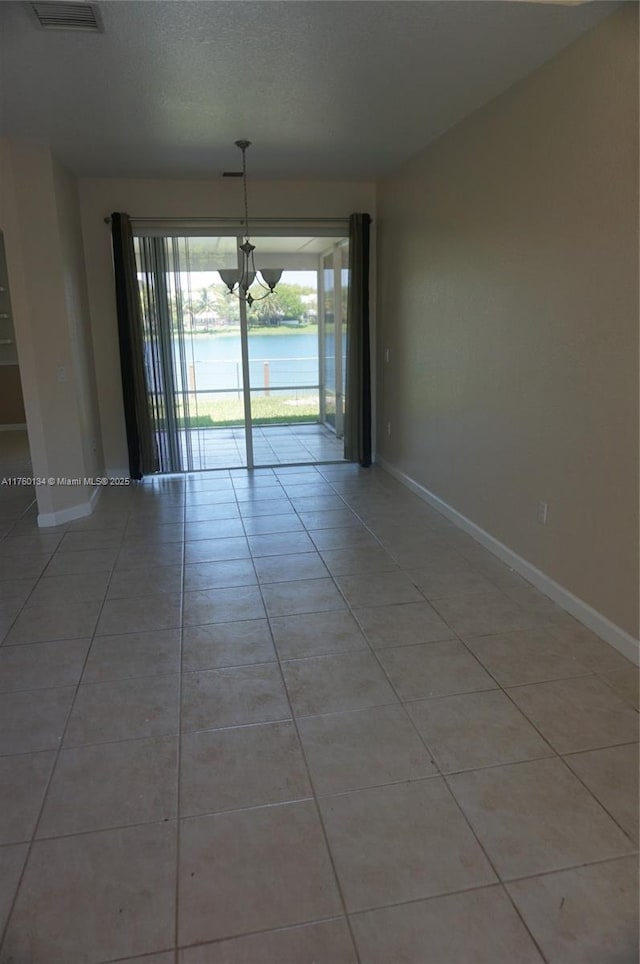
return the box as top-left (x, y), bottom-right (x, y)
top-left (219, 140), bottom-right (283, 306)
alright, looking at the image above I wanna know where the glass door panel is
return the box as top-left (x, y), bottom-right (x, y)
top-left (246, 254), bottom-right (322, 465)
top-left (135, 235), bottom-right (248, 470)
top-left (168, 236), bottom-right (248, 470)
top-left (319, 241), bottom-right (349, 439)
top-left (338, 240), bottom-right (349, 438)
top-left (321, 252), bottom-right (336, 430)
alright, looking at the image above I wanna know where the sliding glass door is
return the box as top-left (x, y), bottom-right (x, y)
top-left (319, 241), bottom-right (349, 439)
top-left (135, 235), bottom-right (249, 470)
top-left (133, 231), bottom-right (348, 471)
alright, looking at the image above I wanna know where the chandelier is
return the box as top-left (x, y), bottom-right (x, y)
top-left (219, 140), bottom-right (282, 306)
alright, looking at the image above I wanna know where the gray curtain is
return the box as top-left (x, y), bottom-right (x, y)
top-left (344, 212), bottom-right (372, 466)
top-left (111, 213), bottom-right (158, 478)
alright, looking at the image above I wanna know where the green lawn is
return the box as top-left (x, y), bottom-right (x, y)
top-left (176, 393), bottom-right (320, 428)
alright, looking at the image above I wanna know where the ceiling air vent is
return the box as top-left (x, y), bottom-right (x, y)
top-left (28, 2), bottom-right (103, 32)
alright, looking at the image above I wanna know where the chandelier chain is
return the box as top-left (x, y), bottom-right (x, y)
top-left (241, 144), bottom-right (250, 241)
top-left (220, 140), bottom-right (282, 304)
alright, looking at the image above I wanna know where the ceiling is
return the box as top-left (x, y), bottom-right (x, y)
top-left (0, 0), bottom-right (620, 180)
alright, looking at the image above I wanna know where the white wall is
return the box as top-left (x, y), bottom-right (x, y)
top-left (52, 158), bottom-right (104, 481)
top-left (376, 6), bottom-right (639, 642)
top-left (0, 140), bottom-right (104, 524)
top-left (78, 177), bottom-right (375, 475)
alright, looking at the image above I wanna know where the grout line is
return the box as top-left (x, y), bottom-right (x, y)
top-left (303, 526), bottom-right (529, 955)
top-left (103, 913), bottom-right (351, 964)
top-left (426, 626), bottom-right (640, 850)
top-left (0, 496), bottom-right (134, 955)
top-left (171, 485), bottom-right (187, 963)
top-left (499, 851), bottom-right (640, 884)
top-left (239, 492), bottom-right (363, 964)
top-left (20, 814), bottom-right (179, 846)
top-left (561, 739), bottom-right (640, 757)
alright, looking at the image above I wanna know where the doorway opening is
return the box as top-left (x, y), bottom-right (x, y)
top-left (0, 230), bottom-right (35, 528)
top-left (134, 233), bottom-right (349, 471)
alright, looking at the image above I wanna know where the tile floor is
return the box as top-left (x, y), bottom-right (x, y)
top-left (0, 441), bottom-right (638, 962)
top-left (177, 423), bottom-right (345, 470)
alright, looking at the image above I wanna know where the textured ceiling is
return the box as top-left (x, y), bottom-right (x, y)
top-left (0, 0), bottom-right (619, 179)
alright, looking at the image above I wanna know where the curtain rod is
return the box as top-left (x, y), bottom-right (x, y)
top-left (103, 215), bottom-right (350, 225)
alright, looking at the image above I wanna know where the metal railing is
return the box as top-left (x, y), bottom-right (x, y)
top-left (181, 357), bottom-right (321, 399)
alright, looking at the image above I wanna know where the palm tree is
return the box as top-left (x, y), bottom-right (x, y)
top-left (194, 287), bottom-right (216, 315)
top-left (191, 287), bottom-right (217, 331)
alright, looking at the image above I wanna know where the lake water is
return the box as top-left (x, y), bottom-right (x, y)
top-left (176, 331), bottom-right (328, 395)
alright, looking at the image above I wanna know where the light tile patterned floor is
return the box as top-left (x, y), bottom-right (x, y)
top-left (0, 443), bottom-right (638, 962)
top-left (178, 423), bottom-right (345, 470)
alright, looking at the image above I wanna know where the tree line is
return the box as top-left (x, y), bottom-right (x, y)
top-left (169, 282), bottom-right (316, 330)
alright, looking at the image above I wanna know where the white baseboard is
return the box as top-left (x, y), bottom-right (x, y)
top-left (377, 457), bottom-right (640, 666)
top-left (0, 423), bottom-right (27, 432)
top-left (89, 482), bottom-right (103, 512)
top-left (37, 484), bottom-right (102, 528)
